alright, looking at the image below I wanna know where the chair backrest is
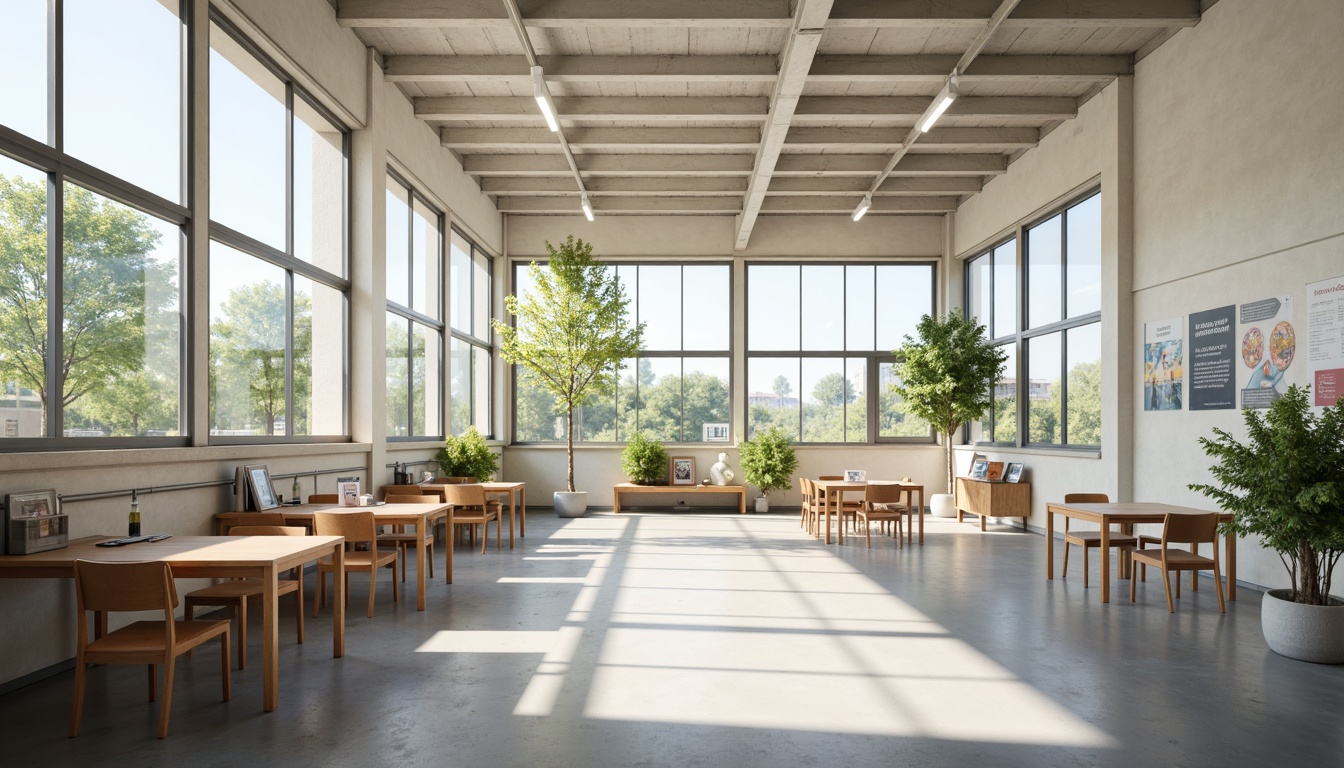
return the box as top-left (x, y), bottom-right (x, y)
top-left (385, 494), bottom-right (441, 504)
top-left (1063, 493), bottom-right (1110, 504)
top-left (864, 483), bottom-right (907, 504)
top-left (313, 510), bottom-right (376, 545)
top-left (229, 525), bottom-right (307, 537)
top-left (1162, 513), bottom-right (1219, 546)
top-left (308, 493), bottom-right (339, 504)
top-left (798, 478), bottom-right (813, 506)
top-left (441, 483), bottom-right (488, 507)
top-left (246, 511), bottom-right (289, 526)
top-left (431, 476), bottom-right (475, 484)
top-left (75, 560), bottom-right (176, 614)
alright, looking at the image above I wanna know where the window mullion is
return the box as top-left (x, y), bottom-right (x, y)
top-left (284, 272), bottom-right (294, 436)
top-left (46, 171), bottom-right (63, 438)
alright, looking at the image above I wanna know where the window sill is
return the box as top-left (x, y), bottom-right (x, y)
top-left (956, 444), bottom-right (1101, 460)
top-left (0, 441), bottom-right (373, 474)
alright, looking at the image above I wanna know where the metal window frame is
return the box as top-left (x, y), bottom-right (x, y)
top-left (449, 225), bottom-right (494, 438)
top-left (386, 171), bottom-right (445, 441)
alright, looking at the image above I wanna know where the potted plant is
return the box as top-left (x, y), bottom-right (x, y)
top-left (1190, 384), bottom-right (1344, 663)
top-left (739, 427), bottom-right (798, 512)
top-left (621, 433), bottom-right (668, 485)
top-left (493, 236), bottom-right (643, 517)
top-left (436, 426), bottom-right (499, 482)
top-left (890, 312), bottom-right (1008, 517)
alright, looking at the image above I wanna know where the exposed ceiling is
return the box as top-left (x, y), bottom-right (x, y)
top-left (338, 0), bottom-right (1203, 247)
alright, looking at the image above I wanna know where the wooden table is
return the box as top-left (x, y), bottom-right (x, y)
top-left (1045, 501), bottom-right (1237, 604)
top-left (422, 481), bottom-right (526, 548)
top-left (0, 534), bottom-right (345, 712)
top-left (217, 502), bottom-right (453, 610)
top-left (613, 483), bottom-right (748, 514)
top-left (812, 479), bottom-right (925, 546)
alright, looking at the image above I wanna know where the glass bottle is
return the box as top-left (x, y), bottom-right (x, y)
top-left (292, 476), bottom-right (301, 504)
top-left (129, 494), bottom-right (141, 537)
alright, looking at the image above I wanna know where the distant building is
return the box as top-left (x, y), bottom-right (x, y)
top-left (747, 391), bottom-right (799, 409)
top-left (994, 378), bottom-right (1052, 401)
top-left (0, 382), bottom-right (43, 438)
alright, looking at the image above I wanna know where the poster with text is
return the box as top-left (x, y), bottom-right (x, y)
top-left (1188, 305), bottom-right (1236, 410)
top-left (1239, 295), bottom-right (1295, 409)
top-left (1306, 276), bottom-right (1344, 407)
top-left (1144, 317), bottom-right (1183, 411)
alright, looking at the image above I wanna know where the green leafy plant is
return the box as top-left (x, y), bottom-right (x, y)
top-left (620, 433), bottom-right (669, 485)
top-left (739, 427), bottom-right (798, 498)
top-left (436, 426), bottom-right (499, 481)
top-left (492, 236), bottom-right (643, 492)
top-left (1189, 385), bottom-right (1344, 605)
top-left (890, 312), bottom-right (1008, 495)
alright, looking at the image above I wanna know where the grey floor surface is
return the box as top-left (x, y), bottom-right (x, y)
top-left (1, 511), bottom-right (1341, 768)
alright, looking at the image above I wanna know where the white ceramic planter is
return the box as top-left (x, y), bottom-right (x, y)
top-left (929, 493), bottom-right (957, 518)
top-left (553, 491), bottom-right (589, 518)
top-left (1261, 589), bottom-right (1344, 664)
top-left (755, 497), bottom-right (769, 513)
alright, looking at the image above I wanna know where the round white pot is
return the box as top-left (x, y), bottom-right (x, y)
top-left (553, 491), bottom-right (589, 518)
top-left (755, 496), bottom-right (769, 513)
top-left (1261, 589), bottom-right (1344, 664)
top-left (929, 493), bottom-right (957, 518)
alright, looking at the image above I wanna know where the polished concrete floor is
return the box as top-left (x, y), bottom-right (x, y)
top-left (2, 512), bottom-right (1341, 767)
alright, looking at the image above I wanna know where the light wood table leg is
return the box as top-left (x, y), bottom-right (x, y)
top-left (739, 489), bottom-right (745, 514)
top-left (1100, 524), bottom-right (1111, 603)
top-left (519, 488), bottom-right (525, 537)
top-left (416, 526), bottom-right (427, 611)
top-left (332, 544), bottom-right (345, 657)
top-left (262, 565), bottom-right (279, 712)
top-left (1226, 532), bottom-right (1237, 600)
top-left (614, 490), bottom-right (623, 514)
top-left (444, 506), bottom-right (454, 584)
top-left (1046, 506), bottom-right (1055, 580)
top-left (508, 494), bottom-right (516, 549)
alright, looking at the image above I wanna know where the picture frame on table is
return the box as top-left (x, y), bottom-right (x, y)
top-left (337, 480), bottom-right (361, 507)
top-left (844, 469), bottom-right (867, 483)
top-left (1004, 462), bottom-right (1025, 483)
top-left (985, 461), bottom-right (1006, 482)
top-left (670, 457), bottom-right (696, 486)
top-left (8, 489), bottom-right (57, 519)
top-left (969, 459), bottom-right (990, 480)
top-left (244, 464), bottom-right (280, 511)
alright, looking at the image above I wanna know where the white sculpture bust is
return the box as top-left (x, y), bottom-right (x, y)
top-left (710, 453), bottom-right (735, 486)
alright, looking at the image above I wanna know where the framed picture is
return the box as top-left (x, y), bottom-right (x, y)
top-left (985, 461), bottom-right (1006, 482)
top-left (337, 480), bottom-right (361, 507)
top-left (8, 489), bottom-right (57, 519)
top-left (1004, 462), bottom-right (1025, 483)
top-left (670, 457), bottom-right (696, 486)
top-left (844, 469), bottom-right (867, 483)
top-left (969, 459), bottom-right (990, 480)
top-left (244, 464), bottom-right (280, 511)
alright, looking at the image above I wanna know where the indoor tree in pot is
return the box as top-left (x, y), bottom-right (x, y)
top-left (621, 433), bottom-right (669, 485)
top-left (1190, 384), bottom-right (1344, 663)
top-left (738, 426), bottom-right (798, 512)
top-left (493, 236), bottom-right (643, 517)
top-left (890, 312), bottom-right (1007, 517)
top-left (436, 426), bottom-right (499, 482)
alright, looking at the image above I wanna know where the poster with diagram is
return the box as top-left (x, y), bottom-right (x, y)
top-left (1306, 276), bottom-right (1344, 407)
top-left (1143, 317), bottom-right (1183, 411)
top-left (1239, 295), bottom-right (1295, 409)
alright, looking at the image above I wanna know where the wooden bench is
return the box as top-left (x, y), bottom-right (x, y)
top-left (613, 483), bottom-right (748, 514)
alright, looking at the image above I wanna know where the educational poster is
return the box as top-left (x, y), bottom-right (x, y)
top-left (1306, 276), bottom-right (1344, 407)
top-left (1239, 295), bottom-right (1295, 409)
top-left (1144, 317), bottom-right (1183, 411)
top-left (1188, 305), bottom-right (1236, 410)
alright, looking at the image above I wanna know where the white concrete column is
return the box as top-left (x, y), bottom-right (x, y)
top-left (1102, 76), bottom-right (1136, 501)
top-left (188, 0), bottom-right (211, 446)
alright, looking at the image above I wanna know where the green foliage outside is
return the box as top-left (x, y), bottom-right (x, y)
top-left (620, 432), bottom-right (669, 484)
top-left (1026, 359), bottom-right (1102, 446)
top-left (386, 320), bottom-right (428, 436)
top-left (738, 426), bottom-right (798, 498)
top-left (1190, 385), bottom-right (1344, 606)
top-left (209, 283), bottom-right (311, 435)
top-left (436, 425), bottom-right (499, 481)
top-left (493, 236), bottom-right (643, 491)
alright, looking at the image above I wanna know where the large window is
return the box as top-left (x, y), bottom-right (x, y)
top-left (207, 18), bottom-right (348, 440)
top-left (450, 230), bottom-right (493, 437)
top-left (966, 191), bottom-right (1101, 448)
top-left (746, 263), bottom-right (934, 443)
top-left (385, 173), bottom-right (442, 439)
top-left (1, 0), bottom-right (186, 443)
top-left (513, 263), bottom-right (731, 443)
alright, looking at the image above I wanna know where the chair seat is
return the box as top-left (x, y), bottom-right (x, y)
top-left (318, 549), bottom-right (397, 569)
top-left (185, 578), bottom-right (299, 600)
top-left (377, 531), bottom-right (435, 544)
top-left (85, 620), bottom-right (230, 658)
top-left (1132, 548), bottom-right (1215, 567)
top-left (1065, 531), bottom-right (1138, 546)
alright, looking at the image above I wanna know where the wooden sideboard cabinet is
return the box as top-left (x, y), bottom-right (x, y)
top-left (955, 477), bottom-right (1031, 531)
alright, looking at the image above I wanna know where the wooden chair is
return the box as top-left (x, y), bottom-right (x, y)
top-left (70, 560), bottom-right (231, 739)
top-left (798, 478), bottom-right (816, 533)
top-left (817, 475), bottom-right (862, 535)
top-left (382, 484), bottom-right (428, 499)
top-left (441, 484), bottom-right (501, 554)
top-left (183, 526), bottom-right (306, 670)
top-left (853, 483), bottom-right (906, 548)
top-left (381, 494), bottom-right (439, 581)
top-left (313, 511), bottom-right (399, 618)
top-left (1130, 513), bottom-right (1226, 613)
top-left (308, 493), bottom-right (339, 504)
top-left (1062, 493), bottom-right (1137, 587)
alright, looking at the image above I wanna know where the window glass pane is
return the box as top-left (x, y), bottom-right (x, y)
top-left (747, 357), bottom-right (798, 439)
top-left (293, 276), bottom-right (343, 436)
top-left (385, 179), bottom-right (409, 307)
top-left (801, 357), bottom-right (845, 442)
top-left (994, 241), bottom-right (1017, 337)
top-left (634, 357), bottom-right (681, 441)
top-left (967, 255), bottom-right (991, 334)
top-left (879, 362), bottom-right (930, 439)
top-left (210, 24), bottom-right (286, 249)
top-left (991, 344), bottom-right (1017, 444)
top-left (682, 265), bottom-right (729, 351)
top-left (844, 358), bottom-right (867, 443)
top-left (578, 360), bottom-right (620, 442)
top-left (845, 265), bottom-right (875, 350)
top-left (1066, 324), bottom-right (1101, 446)
top-left (209, 242), bottom-right (285, 436)
top-left (450, 231), bottom-right (471, 332)
top-left (1027, 333), bottom-right (1062, 445)
top-left (473, 250), bottom-right (490, 337)
top-left (449, 337), bottom-right (470, 436)
top-left (616, 266), bottom-right (637, 337)
top-left (682, 357), bottom-right (730, 445)
top-left (65, 0), bottom-right (182, 203)
top-left (1066, 194), bottom-right (1101, 318)
top-left (411, 322), bottom-right (429, 436)
top-left (639, 266), bottom-right (680, 351)
top-left (748, 266), bottom-right (799, 350)
top-left (801, 265), bottom-right (843, 351)
top-left (1027, 215), bottom-right (1062, 328)
top-left (472, 345), bottom-right (490, 436)
top-left (0, 1), bottom-right (47, 143)
top-left (386, 314), bottom-right (408, 437)
top-left (876, 264), bottom-right (932, 350)
top-left (514, 370), bottom-right (560, 442)
top-left (412, 198), bottom-right (438, 319)
top-left (0, 156), bottom-right (48, 438)
top-left (294, 98), bottom-right (344, 275)
top-left (60, 183), bottom-right (181, 437)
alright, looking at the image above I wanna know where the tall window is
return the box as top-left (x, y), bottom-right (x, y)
top-left (746, 263), bottom-right (934, 443)
top-left (512, 263), bottom-right (731, 443)
top-left (1, 0), bottom-right (186, 443)
top-left (450, 229), bottom-right (492, 436)
top-left (208, 18), bottom-right (348, 440)
top-left (385, 173), bottom-right (442, 439)
top-left (966, 191), bottom-right (1101, 448)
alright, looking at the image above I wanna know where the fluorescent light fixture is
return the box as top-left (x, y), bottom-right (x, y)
top-left (532, 66), bottom-right (559, 132)
top-left (581, 193), bottom-right (595, 221)
top-left (851, 194), bottom-right (872, 222)
top-left (920, 73), bottom-right (959, 133)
